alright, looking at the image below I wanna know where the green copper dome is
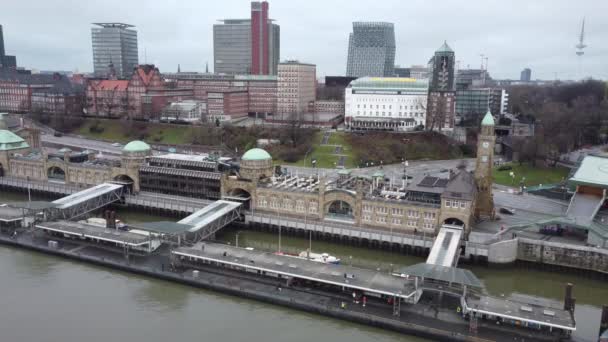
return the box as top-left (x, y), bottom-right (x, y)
top-left (481, 110), bottom-right (495, 126)
top-left (0, 130), bottom-right (29, 151)
top-left (242, 148), bottom-right (271, 161)
top-left (123, 140), bottom-right (151, 153)
top-left (436, 41), bottom-right (454, 53)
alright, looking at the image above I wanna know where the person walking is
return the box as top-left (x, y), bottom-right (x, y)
top-left (362, 296), bottom-right (367, 307)
top-left (352, 291), bottom-right (357, 303)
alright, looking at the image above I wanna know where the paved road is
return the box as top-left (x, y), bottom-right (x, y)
top-left (283, 158), bottom-right (476, 180)
top-left (42, 134), bottom-right (125, 155)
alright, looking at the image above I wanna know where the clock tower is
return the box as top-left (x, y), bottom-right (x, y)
top-left (475, 109), bottom-right (496, 218)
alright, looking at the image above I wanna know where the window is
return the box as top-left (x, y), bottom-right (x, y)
top-left (392, 208), bottom-right (404, 216)
top-left (460, 201), bottom-right (466, 209)
top-left (376, 216), bottom-right (386, 223)
top-left (407, 210), bottom-right (419, 218)
top-left (363, 205), bottom-right (372, 213)
top-left (296, 200), bottom-right (305, 212)
top-left (376, 207), bottom-right (388, 214)
top-left (363, 214), bottom-right (372, 222)
top-left (424, 212), bottom-right (436, 220)
top-left (392, 218), bottom-right (402, 225)
top-left (445, 200), bottom-right (451, 208)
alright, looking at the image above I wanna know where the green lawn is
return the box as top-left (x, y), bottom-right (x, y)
top-left (76, 119), bottom-right (196, 145)
top-left (276, 131), bottom-right (357, 169)
top-left (326, 131), bottom-right (348, 146)
top-left (493, 163), bottom-right (570, 187)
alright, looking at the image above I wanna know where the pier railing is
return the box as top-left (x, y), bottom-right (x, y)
top-left (246, 211), bottom-right (435, 249)
top-left (124, 192), bottom-right (212, 213)
top-left (0, 176), bottom-right (81, 195)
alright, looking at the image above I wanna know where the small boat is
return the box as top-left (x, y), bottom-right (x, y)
top-left (274, 251), bottom-right (341, 264)
top-left (298, 251), bottom-right (341, 264)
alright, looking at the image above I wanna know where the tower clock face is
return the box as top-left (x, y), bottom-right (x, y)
top-left (482, 141), bottom-right (489, 148)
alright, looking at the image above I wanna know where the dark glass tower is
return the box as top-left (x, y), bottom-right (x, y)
top-left (346, 22), bottom-right (395, 77)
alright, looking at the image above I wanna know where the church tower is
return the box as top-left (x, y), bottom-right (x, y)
top-left (475, 109), bottom-right (496, 218)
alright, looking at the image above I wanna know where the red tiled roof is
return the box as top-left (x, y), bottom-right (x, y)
top-left (93, 80), bottom-right (129, 91)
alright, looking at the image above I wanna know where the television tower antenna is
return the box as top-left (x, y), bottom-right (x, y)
top-left (575, 17), bottom-right (587, 79)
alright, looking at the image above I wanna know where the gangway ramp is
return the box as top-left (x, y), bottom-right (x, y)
top-left (50, 183), bottom-right (125, 220)
top-left (426, 225), bottom-right (463, 267)
top-left (177, 200), bottom-right (242, 241)
top-left (566, 192), bottom-right (605, 226)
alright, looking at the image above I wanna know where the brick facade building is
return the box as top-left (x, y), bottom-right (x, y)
top-left (0, 70), bottom-right (83, 115)
top-left (207, 89), bottom-right (248, 122)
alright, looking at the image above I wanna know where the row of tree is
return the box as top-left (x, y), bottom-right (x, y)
top-left (507, 80), bottom-right (608, 165)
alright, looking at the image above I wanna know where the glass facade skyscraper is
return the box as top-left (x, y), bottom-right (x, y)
top-left (346, 22), bottom-right (395, 77)
top-left (0, 25), bottom-right (17, 69)
top-left (91, 23), bottom-right (138, 79)
top-left (214, 1), bottom-right (280, 75)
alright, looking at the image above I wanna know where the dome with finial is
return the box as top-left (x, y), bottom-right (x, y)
top-left (481, 109), bottom-right (495, 126)
top-left (436, 40), bottom-right (454, 53)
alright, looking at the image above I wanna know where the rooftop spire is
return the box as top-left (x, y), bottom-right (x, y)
top-left (481, 109), bottom-right (495, 126)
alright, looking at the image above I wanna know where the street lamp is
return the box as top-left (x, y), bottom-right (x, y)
top-left (235, 231), bottom-right (241, 248)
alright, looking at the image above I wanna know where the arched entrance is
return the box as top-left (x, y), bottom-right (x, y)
top-left (326, 200), bottom-right (354, 220)
top-left (47, 166), bottom-right (65, 182)
top-left (227, 188), bottom-right (252, 209)
top-left (443, 217), bottom-right (465, 228)
top-left (114, 174), bottom-right (135, 193)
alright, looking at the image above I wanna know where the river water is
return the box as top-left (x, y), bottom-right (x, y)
top-left (1, 191), bottom-right (606, 342)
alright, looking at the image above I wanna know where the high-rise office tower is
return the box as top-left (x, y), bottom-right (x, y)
top-left (214, 19), bottom-right (252, 75)
top-left (214, 1), bottom-right (280, 75)
top-left (0, 25), bottom-right (17, 69)
top-left (346, 22), bottom-right (395, 77)
top-left (426, 41), bottom-right (456, 132)
top-left (520, 68), bottom-right (532, 82)
top-left (91, 23), bottom-right (139, 79)
top-left (428, 41), bottom-right (456, 92)
top-left (0, 25), bottom-right (5, 60)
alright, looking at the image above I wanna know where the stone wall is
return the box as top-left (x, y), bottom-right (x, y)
top-left (487, 238), bottom-right (518, 264)
top-left (517, 238), bottom-right (608, 273)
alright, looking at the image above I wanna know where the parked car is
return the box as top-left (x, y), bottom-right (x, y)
top-left (499, 207), bottom-right (516, 215)
top-left (53, 132), bottom-right (63, 137)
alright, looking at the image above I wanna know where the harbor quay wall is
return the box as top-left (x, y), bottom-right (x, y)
top-left (0, 235), bottom-right (486, 342)
top-left (516, 238), bottom-right (608, 274)
top-left (464, 237), bottom-right (608, 275)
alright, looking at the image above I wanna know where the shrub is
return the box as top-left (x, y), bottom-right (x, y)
top-left (498, 164), bottom-right (513, 171)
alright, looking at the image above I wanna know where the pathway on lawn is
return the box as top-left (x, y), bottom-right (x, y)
top-left (320, 131), bottom-right (348, 168)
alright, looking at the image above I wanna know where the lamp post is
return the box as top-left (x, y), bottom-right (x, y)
top-left (235, 231), bottom-right (241, 248)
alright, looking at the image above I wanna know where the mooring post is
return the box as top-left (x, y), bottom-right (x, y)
top-left (563, 283), bottom-right (573, 312)
top-left (599, 305), bottom-right (608, 340)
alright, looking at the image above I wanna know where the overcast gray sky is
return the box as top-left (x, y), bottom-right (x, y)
top-left (2, 0), bottom-right (606, 80)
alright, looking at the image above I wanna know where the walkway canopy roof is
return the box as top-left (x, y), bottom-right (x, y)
top-left (7, 201), bottom-right (59, 211)
top-left (398, 263), bottom-right (483, 288)
top-left (130, 221), bottom-right (194, 235)
top-left (569, 155), bottom-right (608, 189)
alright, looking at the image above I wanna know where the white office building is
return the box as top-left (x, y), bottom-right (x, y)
top-left (161, 100), bottom-right (206, 123)
top-left (345, 77), bottom-right (429, 132)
